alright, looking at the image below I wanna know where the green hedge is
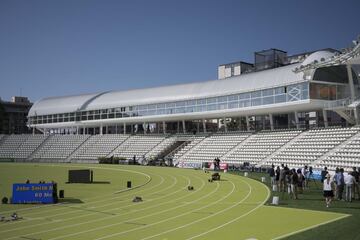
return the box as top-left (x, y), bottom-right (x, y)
top-left (98, 157), bottom-right (126, 164)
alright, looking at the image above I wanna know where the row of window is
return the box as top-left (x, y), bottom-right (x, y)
top-left (29, 83), bottom-right (309, 125)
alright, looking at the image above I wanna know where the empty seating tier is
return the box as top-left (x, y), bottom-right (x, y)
top-left (72, 134), bottom-right (129, 160)
top-left (177, 132), bottom-right (251, 164)
top-left (32, 135), bottom-right (90, 161)
top-left (111, 135), bottom-right (166, 159)
top-left (0, 135), bottom-right (30, 159)
top-left (266, 127), bottom-right (359, 168)
top-left (0, 127), bottom-right (360, 169)
top-left (224, 130), bottom-right (301, 165)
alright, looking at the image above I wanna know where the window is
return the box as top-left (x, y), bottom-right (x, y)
top-left (217, 96), bottom-right (227, 103)
top-left (263, 96), bottom-right (274, 105)
top-left (206, 97), bottom-right (217, 104)
top-left (274, 87), bottom-right (285, 95)
top-left (175, 101), bottom-right (185, 107)
top-left (228, 102), bottom-right (238, 109)
top-left (251, 91), bottom-right (261, 98)
top-left (197, 99), bottom-right (206, 105)
top-left (186, 100), bottom-right (196, 106)
top-left (275, 94), bottom-right (286, 103)
top-left (148, 104), bottom-right (156, 110)
top-left (228, 95), bottom-right (238, 101)
top-left (262, 89), bottom-right (273, 96)
top-left (239, 93), bottom-right (250, 99)
top-left (206, 104), bottom-right (217, 111)
top-left (156, 103), bottom-right (165, 109)
top-left (166, 102), bottom-right (175, 108)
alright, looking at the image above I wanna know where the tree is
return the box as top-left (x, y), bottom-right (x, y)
top-left (0, 101), bottom-right (7, 134)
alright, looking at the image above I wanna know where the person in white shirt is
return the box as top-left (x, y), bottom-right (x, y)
top-left (323, 174), bottom-right (334, 208)
top-left (345, 172), bottom-right (355, 202)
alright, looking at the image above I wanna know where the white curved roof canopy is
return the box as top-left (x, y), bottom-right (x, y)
top-left (28, 63), bottom-right (304, 117)
top-left (301, 50), bottom-right (336, 66)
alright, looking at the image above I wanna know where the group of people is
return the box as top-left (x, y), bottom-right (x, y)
top-left (269, 164), bottom-right (360, 207)
top-left (268, 164), bottom-right (310, 200)
top-left (321, 167), bottom-right (360, 207)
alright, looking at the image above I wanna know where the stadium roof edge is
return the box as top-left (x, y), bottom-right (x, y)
top-left (28, 62), bottom-right (304, 116)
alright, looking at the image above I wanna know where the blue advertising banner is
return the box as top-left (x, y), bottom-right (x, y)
top-left (308, 170), bottom-right (322, 180)
top-left (12, 183), bottom-right (55, 204)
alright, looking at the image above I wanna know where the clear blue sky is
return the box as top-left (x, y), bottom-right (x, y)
top-left (0, 0), bottom-right (359, 102)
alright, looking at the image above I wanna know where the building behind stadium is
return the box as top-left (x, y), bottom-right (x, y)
top-left (27, 36), bottom-right (360, 135)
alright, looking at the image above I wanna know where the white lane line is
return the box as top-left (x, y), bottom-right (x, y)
top-left (3, 174), bottom-right (202, 240)
top-left (0, 172), bottom-right (174, 234)
top-left (141, 175), bottom-right (256, 240)
top-left (92, 178), bottom-right (239, 240)
top-left (185, 178), bottom-right (270, 240)
top-left (271, 214), bottom-right (350, 240)
top-left (48, 175), bottom-right (209, 240)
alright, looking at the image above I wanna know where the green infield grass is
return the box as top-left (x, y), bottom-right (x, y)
top-left (0, 163), bottom-right (350, 240)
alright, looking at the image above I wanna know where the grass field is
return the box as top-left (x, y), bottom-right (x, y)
top-left (0, 163), bottom-right (351, 240)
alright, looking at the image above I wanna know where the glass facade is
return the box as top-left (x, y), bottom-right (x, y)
top-left (309, 83), bottom-right (347, 100)
top-left (29, 82), bottom-right (309, 125)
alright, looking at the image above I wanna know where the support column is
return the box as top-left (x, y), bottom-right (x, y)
top-left (76, 126), bottom-right (79, 135)
top-left (355, 108), bottom-right (360, 125)
top-left (162, 121), bottom-right (166, 134)
top-left (269, 113), bottom-right (274, 131)
top-left (123, 122), bottom-right (126, 134)
top-left (347, 64), bottom-right (356, 101)
top-left (32, 127), bottom-right (35, 135)
top-left (143, 122), bottom-right (146, 134)
top-left (100, 124), bottom-right (103, 135)
top-left (202, 119), bottom-right (206, 133)
top-left (262, 116), bottom-right (266, 130)
top-left (177, 121), bottom-right (180, 134)
top-left (196, 121), bottom-right (200, 133)
top-left (182, 120), bottom-right (186, 134)
top-left (323, 109), bottom-right (328, 128)
top-left (294, 111), bottom-right (300, 129)
top-left (246, 116), bottom-right (250, 131)
top-left (105, 126), bottom-right (108, 134)
top-left (223, 117), bottom-right (227, 132)
top-left (115, 124), bottom-right (118, 134)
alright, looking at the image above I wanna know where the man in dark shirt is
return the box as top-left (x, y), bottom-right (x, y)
top-left (268, 164), bottom-right (275, 189)
top-left (321, 167), bottom-right (328, 183)
top-left (351, 167), bottom-right (360, 200)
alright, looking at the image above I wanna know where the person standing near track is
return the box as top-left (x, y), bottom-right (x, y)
top-left (351, 167), bottom-right (360, 200)
top-left (335, 168), bottom-right (345, 201)
top-left (268, 164), bottom-right (276, 190)
top-left (275, 166), bottom-right (280, 192)
top-left (323, 173), bottom-right (335, 208)
top-left (345, 171), bottom-right (355, 202)
top-left (290, 169), bottom-right (298, 199)
top-left (279, 164), bottom-right (286, 192)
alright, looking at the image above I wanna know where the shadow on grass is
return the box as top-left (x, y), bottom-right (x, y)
top-left (58, 198), bottom-right (84, 204)
top-left (65, 181), bottom-right (111, 184)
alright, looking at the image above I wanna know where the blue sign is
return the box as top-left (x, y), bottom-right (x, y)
top-left (308, 170), bottom-right (322, 180)
top-left (12, 183), bottom-right (55, 204)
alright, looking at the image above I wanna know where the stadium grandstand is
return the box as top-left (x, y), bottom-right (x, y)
top-left (1, 36), bottom-right (360, 172)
